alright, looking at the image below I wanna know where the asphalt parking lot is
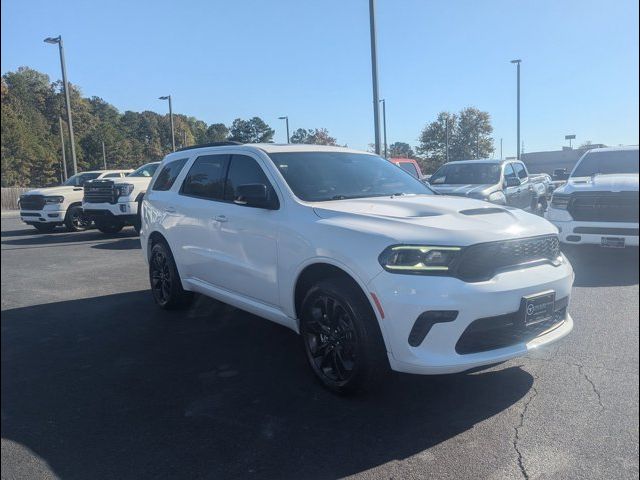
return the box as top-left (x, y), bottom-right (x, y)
top-left (1, 213), bottom-right (638, 480)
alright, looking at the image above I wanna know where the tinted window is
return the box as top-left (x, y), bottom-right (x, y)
top-left (224, 155), bottom-right (274, 203)
top-left (514, 163), bottom-right (528, 179)
top-left (128, 163), bottom-right (159, 177)
top-left (152, 158), bottom-right (188, 191)
top-left (181, 154), bottom-right (229, 200)
top-left (63, 172), bottom-right (100, 186)
top-left (269, 152), bottom-right (432, 202)
top-left (103, 173), bottom-right (121, 178)
top-left (504, 163), bottom-right (517, 180)
top-left (572, 150), bottom-right (639, 177)
top-left (430, 163), bottom-right (501, 185)
top-left (398, 162), bottom-right (419, 178)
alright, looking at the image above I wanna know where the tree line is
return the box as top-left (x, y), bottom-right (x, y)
top-left (1, 66), bottom-right (496, 187)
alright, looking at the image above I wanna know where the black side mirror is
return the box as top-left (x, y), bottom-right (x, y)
top-left (553, 169), bottom-right (570, 181)
top-left (505, 177), bottom-right (521, 188)
top-left (235, 183), bottom-right (279, 209)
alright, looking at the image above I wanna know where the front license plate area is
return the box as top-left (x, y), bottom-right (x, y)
top-left (521, 291), bottom-right (555, 327)
top-left (601, 237), bottom-right (625, 248)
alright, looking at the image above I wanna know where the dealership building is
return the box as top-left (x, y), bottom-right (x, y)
top-left (520, 145), bottom-right (607, 175)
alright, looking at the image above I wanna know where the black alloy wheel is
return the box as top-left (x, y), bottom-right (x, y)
top-left (65, 205), bottom-right (90, 232)
top-left (148, 241), bottom-right (193, 310)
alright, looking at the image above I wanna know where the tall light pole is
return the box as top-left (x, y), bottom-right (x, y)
top-left (58, 116), bottom-right (68, 180)
top-left (278, 116), bottom-right (290, 143)
top-left (102, 141), bottom-right (107, 169)
top-left (500, 138), bottom-right (503, 160)
top-left (379, 99), bottom-right (387, 158)
top-left (445, 117), bottom-right (450, 162)
top-left (369, 0), bottom-right (382, 155)
top-left (159, 95), bottom-right (175, 152)
top-left (511, 59), bottom-right (522, 159)
top-left (45, 36), bottom-right (77, 175)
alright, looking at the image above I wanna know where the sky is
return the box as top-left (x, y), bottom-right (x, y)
top-left (1, 0), bottom-right (638, 156)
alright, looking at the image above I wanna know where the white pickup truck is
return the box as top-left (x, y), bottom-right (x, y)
top-left (18, 170), bottom-right (132, 233)
top-left (82, 162), bottom-right (160, 234)
top-left (546, 146), bottom-right (639, 248)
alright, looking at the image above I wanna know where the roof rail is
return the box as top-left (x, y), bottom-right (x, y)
top-left (176, 141), bottom-right (242, 152)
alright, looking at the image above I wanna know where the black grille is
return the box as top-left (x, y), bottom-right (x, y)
top-left (568, 191), bottom-right (639, 223)
top-left (455, 235), bottom-right (561, 282)
top-left (84, 180), bottom-right (116, 204)
top-left (456, 297), bottom-right (569, 355)
top-left (19, 195), bottom-right (45, 210)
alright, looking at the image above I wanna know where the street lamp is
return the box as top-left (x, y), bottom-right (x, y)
top-left (369, 0), bottom-right (382, 155)
top-left (44, 35), bottom-right (77, 175)
top-left (278, 116), bottom-right (290, 143)
top-left (510, 59), bottom-right (522, 159)
top-left (445, 117), bottom-right (450, 162)
top-left (158, 95), bottom-right (175, 152)
top-left (379, 99), bottom-right (387, 158)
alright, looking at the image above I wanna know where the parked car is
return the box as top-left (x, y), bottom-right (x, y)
top-left (18, 169), bottom-right (132, 233)
top-left (546, 146), bottom-right (639, 248)
top-left (141, 143), bottom-right (573, 393)
top-left (428, 159), bottom-right (549, 213)
top-left (83, 162), bottom-right (160, 234)
top-left (390, 157), bottom-right (425, 180)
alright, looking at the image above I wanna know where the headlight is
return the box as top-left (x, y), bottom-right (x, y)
top-left (551, 193), bottom-right (570, 210)
top-left (487, 191), bottom-right (506, 204)
top-left (115, 183), bottom-right (134, 197)
top-left (44, 195), bottom-right (64, 204)
top-left (379, 245), bottom-right (461, 274)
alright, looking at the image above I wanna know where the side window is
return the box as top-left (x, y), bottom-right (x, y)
top-left (514, 163), bottom-right (528, 180)
top-left (180, 154), bottom-right (229, 200)
top-left (504, 163), bottom-right (517, 180)
top-left (152, 158), bottom-right (188, 191)
top-left (224, 155), bottom-right (276, 205)
top-left (103, 173), bottom-right (121, 178)
top-left (398, 162), bottom-right (419, 178)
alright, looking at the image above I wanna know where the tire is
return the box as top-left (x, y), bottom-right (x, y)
top-left (133, 200), bottom-right (143, 234)
top-left (64, 205), bottom-right (90, 232)
top-left (95, 219), bottom-right (124, 234)
top-left (299, 277), bottom-right (389, 394)
top-left (33, 223), bottom-right (57, 233)
top-left (149, 241), bottom-right (194, 310)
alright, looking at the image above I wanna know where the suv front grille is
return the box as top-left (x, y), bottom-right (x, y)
top-left (454, 235), bottom-right (561, 282)
top-left (568, 191), bottom-right (639, 223)
top-left (19, 195), bottom-right (45, 210)
top-left (84, 180), bottom-right (116, 204)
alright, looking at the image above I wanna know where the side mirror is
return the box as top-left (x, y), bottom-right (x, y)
top-left (505, 177), bottom-right (521, 188)
top-left (235, 183), bottom-right (279, 210)
top-left (553, 169), bottom-right (570, 181)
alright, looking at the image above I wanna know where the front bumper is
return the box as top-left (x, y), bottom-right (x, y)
top-left (20, 207), bottom-right (66, 224)
top-left (367, 259), bottom-right (574, 375)
top-left (545, 207), bottom-right (639, 247)
top-left (82, 201), bottom-right (138, 224)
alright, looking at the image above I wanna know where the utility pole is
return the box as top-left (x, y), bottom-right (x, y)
top-left (45, 36), bottom-right (77, 175)
top-left (500, 138), bottom-right (503, 160)
top-left (278, 116), bottom-right (290, 143)
top-left (369, 0), bottom-right (382, 154)
top-left (511, 59), bottom-right (522, 159)
top-left (379, 99), bottom-right (387, 158)
top-left (159, 95), bottom-right (175, 152)
top-left (183, 130), bottom-right (187, 147)
top-left (58, 116), bottom-right (68, 181)
top-left (102, 141), bottom-right (107, 169)
top-left (476, 132), bottom-right (480, 159)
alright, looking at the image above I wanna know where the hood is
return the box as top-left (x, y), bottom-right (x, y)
top-left (429, 184), bottom-right (496, 197)
top-left (557, 173), bottom-right (639, 194)
top-left (312, 195), bottom-right (557, 246)
top-left (24, 185), bottom-right (83, 196)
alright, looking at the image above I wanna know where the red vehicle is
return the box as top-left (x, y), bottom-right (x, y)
top-left (390, 157), bottom-right (424, 179)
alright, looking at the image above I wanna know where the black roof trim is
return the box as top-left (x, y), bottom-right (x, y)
top-left (176, 141), bottom-right (242, 152)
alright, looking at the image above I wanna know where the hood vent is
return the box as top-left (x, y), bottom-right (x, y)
top-left (460, 207), bottom-right (507, 216)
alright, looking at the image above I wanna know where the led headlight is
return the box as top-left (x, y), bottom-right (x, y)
top-left (379, 245), bottom-right (462, 274)
top-left (44, 195), bottom-right (64, 204)
top-left (115, 183), bottom-right (134, 198)
top-left (550, 193), bottom-right (570, 210)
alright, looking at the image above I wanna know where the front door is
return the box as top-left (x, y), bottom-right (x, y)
top-left (503, 163), bottom-right (521, 207)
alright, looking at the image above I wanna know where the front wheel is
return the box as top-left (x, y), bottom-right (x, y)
top-left (149, 242), bottom-right (194, 310)
top-left (300, 278), bottom-right (389, 394)
top-left (95, 219), bottom-right (124, 234)
top-left (64, 205), bottom-right (90, 232)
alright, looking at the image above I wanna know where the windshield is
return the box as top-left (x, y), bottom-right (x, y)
top-left (571, 150), bottom-right (639, 177)
top-left (430, 163), bottom-right (501, 185)
top-left (269, 152), bottom-right (433, 202)
top-left (63, 172), bottom-right (101, 186)
top-left (128, 163), bottom-right (159, 177)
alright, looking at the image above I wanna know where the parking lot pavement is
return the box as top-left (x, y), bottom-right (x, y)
top-left (1, 216), bottom-right (638, 480)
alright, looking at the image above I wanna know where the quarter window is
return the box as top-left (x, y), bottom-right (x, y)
top-left (152, 158), bottom-right (188, 191)
top-left (180, 154), bottom-right (229, 200)
top-left (224, 155), bottom-right (274, 204)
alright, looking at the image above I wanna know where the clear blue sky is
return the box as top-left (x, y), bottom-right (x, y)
top-left (2, 0), bottom-right (638, 156)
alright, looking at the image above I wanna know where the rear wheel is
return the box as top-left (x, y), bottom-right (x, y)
top-left (64, 205), bottom-right (90, 232)
top-left (149, 241), bottom-right (193, 310)
top-left (299, 278), bottom-right (389, 394)
top-left (95, 219), bottom-right (124, 234)
top-left (33, 223), bottom-right (57, 233)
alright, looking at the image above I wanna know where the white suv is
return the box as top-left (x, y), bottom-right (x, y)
top-left (83, 162), bottom-right (160, 234)
top-left (546, 146), bottom-right (639, 248)
top-left (18, 169), bottom-right (132, 233)
top-left (141, 143), bottom-right (574, 393)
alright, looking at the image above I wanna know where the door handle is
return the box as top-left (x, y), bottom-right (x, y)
top-left (214, 215), bottom-right (228, 223)
top-left (165, 206), bottom-right (176, 213)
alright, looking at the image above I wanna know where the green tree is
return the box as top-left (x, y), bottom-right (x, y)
top-left (290, 128), bottom-right (338, 145)
top-left (228, 117), bottom-right (274, 143)
top-left (206, 123), bottom-right (229, 142)
top-left (388, 142), bottom-right (415, 158)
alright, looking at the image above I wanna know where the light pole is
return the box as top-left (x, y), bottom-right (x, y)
top-left (102, 141), bottom-right (107, 169)
top-left (45, 36), bottom-right (77, 175)
top-left (511, 59), bottom-right (522, 159)
top-left (58, 116), bottom-right (68, 180)
top-left (500, 138), bottom-right (503, 160)
top-left (379, 99), bottom-right (387, 158)
top-left (445, 117), bottom-right (450, 162)
top-left (159, 95), bottom-right (175, 152)
top-left (476, 132), bottom-right (480, 159)
top-left (278, 116), bottom-right (290, 143)
top-left (369, 0), bottom-right (382, 155)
